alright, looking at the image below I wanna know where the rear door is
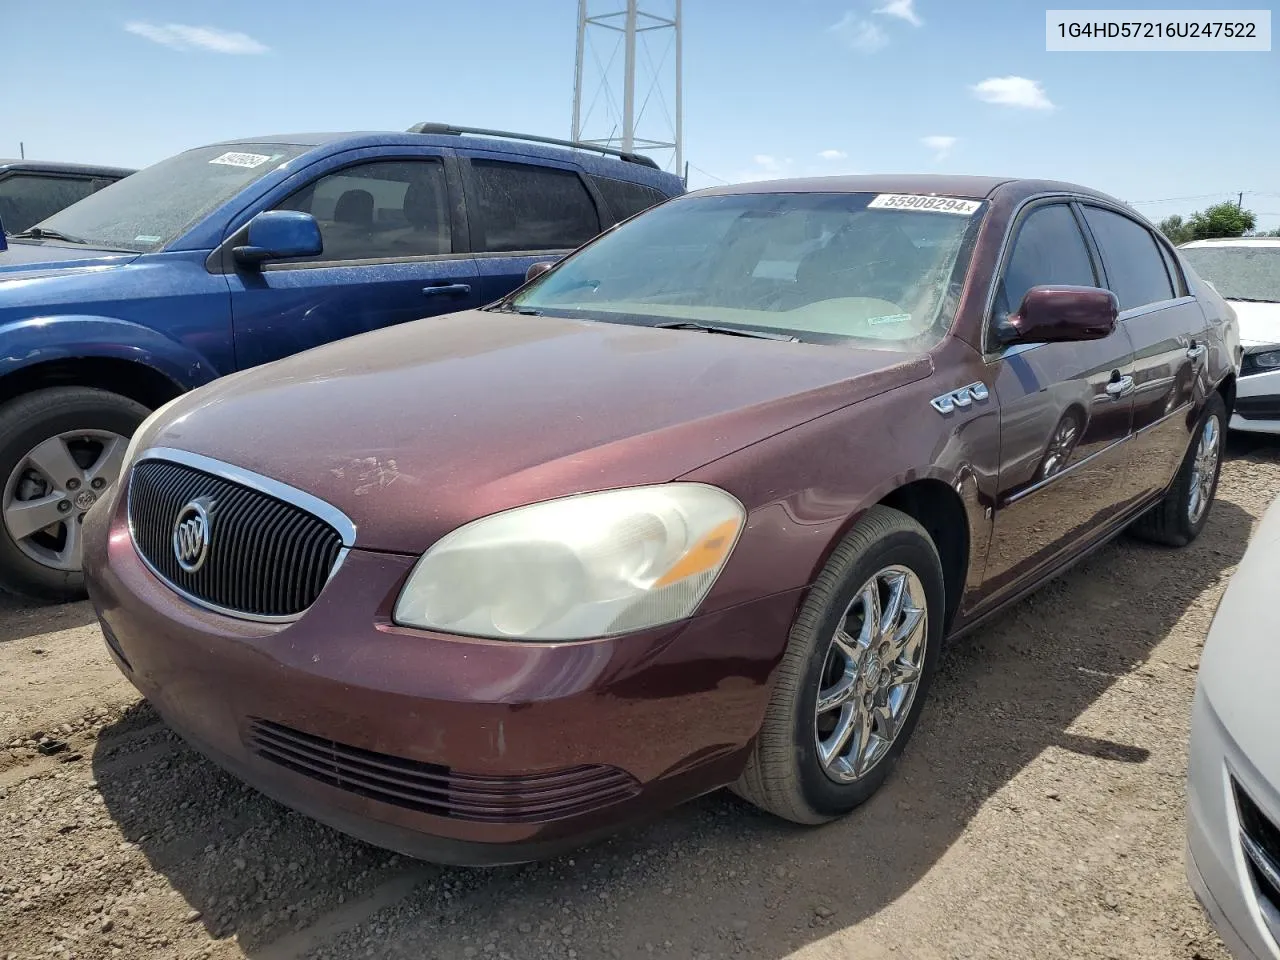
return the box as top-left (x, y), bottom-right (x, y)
top-left (455, 152), bottom-right (605, 303)
top-left (1078, 203), bottom-right (1208, 507)
top-left (226, 150), bottom-right (482, 370)
top-left (983, 200), bottom-right (1136, 599)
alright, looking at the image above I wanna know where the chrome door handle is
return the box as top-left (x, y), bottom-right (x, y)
top-left (1187, 343), bottom-right (1207, 361)
top-left (1105, 375), bottom-right (1135, 399)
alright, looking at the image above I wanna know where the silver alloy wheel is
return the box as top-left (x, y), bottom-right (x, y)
top-left (2, 430), bottom-right (128, 572)
top-left (1187, 413), bottom-right (1221, 525)
top-left (814, 564), bottom-right (928, 784)
top-left (1041, 415), bottom-right (1080, 478)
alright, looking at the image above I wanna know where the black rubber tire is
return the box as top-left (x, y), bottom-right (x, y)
top-left (1128, 391), bottom-right (1226, 548)
top-left (0, 387), bottom-right (150, 602)
top-left (732, 505), bottom-right (946, 824)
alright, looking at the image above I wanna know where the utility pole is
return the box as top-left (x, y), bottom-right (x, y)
top-left (572, 1), bottom-right (683, 173)
top-left (1238, 192), bottom-right (1244, 209)
top-left (19, 142), bottom-right (24, 160)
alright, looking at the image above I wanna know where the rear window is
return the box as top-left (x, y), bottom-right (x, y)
top-left (468, 160), bottom-right (601, 253)
top-left (0, 175), bottom-right (97, 234)
top-left (589, 175), bottom-right (670, 225)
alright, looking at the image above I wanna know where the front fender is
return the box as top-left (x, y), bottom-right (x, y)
top-left (0, 314), bottom-right (222, 390)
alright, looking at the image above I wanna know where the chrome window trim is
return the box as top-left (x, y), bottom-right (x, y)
top-left (125, 447), bottom-right (356, 624)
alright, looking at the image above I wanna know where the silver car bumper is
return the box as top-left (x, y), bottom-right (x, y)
top-left (1231, 367), bottom-right (1280, 435)
top-left (1187, 687), bottom-right (1280, 959)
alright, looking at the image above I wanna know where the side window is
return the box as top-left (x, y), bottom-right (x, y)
top-left (0, 174), bottom-right (96, 233)
top-left (1081, 206), bottom-right (1175, 311)
top-left (274, 159), bottom-right (451, 262)
top-left (588, 174), bottom-right (668, 225)
top-left (1156, 240), bottom-right (1187, 297)
top-left (468, 160), bottom-right (600, 253)
top-left (998, 203), bottom-right (1097, 319)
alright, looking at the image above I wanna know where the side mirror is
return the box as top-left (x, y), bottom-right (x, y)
top-left (525, 260), bottom-right (556, 283)
top-left (233, 211), bottom-right (322, 267)
top-left (999, 285), bottom-right (1118, 346)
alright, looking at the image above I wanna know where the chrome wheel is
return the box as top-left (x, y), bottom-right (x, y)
top-left (1041, 414), bottom-right (1080, 478)
top-left (1187, 414), bottom-right (1221, 526)
top-left (814, 565), bottom-right (928, 784)
top-left (2, 430), bottom-right (128, 571)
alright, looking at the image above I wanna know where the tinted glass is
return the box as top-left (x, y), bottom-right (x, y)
top-left (1082, 206), bottom-right (1175, 311)
top-left (589, 175), bottom-right (669, 224)
top-left (23, 144), bottom-right (310, 252)
top-left (0, 175), bottom-right (96, 234)
top-left (1178, 245), bottom-right (1280, 303)
top-left (1157, 241), bottom-right (1186, 296)
top-left (1000, 203), bottom-right (1096, 316)
top-left (512, 191), bottom-right (985, 350)
top-left (469, 160), bottom-right (600, 252)
top-left (275, 159), bottom-right (451, 262)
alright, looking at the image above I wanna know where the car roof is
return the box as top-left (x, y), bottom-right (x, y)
top-left (200, 131), bottom-right (684, 190)
top-left (1180, 237), bottom-right (1280, 248)
top-left (0, 159), bottom-right (135, 177)
top-left (690, 174), bottom-right (1127, 205)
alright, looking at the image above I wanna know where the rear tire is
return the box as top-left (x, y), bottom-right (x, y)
top-left (0, 387), bottom-right (149, 602)
top-left (733, 506), bottom-right (945, 824)
top-left (1128, 392), bottom-right (1226, 548)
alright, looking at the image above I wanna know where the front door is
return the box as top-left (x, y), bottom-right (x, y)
top-left (228, 153), bottom-right (481, 370)
top-left (1078, 203), bottom-right (1209, 508)
top-left (983, 201), bottom-right (1136, 601)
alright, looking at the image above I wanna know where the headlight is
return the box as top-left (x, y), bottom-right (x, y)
top-left (121, 394), bottom-right (186, 470)
top-left (393, 483), bottom-right (746, 641)
top-left (1251, 349), bottom-right (1280, 370)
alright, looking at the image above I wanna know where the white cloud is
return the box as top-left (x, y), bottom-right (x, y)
top-left (818, 149), bottom-right (848, 161)
top-left (971, 76), bottom-right (1054, 110)
top-left (829, 12), bottom-right (888, 52)
top-left (874, 0), bottom-right (923, 27)
top-left (921, 135), bottom-right (956, 160)
top-left (125, 21), bottom-right (268, 54)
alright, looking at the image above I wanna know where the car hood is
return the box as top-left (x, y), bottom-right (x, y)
top-left (141, 309), bottom-right (933, 554)
top-left (0, 241), bottom-right (138, 282)
top-left (1228, 299), bottom-right (1280, 347)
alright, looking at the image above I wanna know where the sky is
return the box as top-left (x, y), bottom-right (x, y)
top-left (4, 0), bottom-right (1278, 230)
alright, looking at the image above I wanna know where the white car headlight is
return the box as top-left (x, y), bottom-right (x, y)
top-left (393, 483), bottom-right (746, 641)
top-left (1252, 348), bottom-right (1280, 370)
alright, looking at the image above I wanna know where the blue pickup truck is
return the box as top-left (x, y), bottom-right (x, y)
top-left (0, 123), bottom-right (684, 600)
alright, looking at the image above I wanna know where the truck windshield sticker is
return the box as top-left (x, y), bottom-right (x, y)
top-left (867, 194), bottom-right (982, 216)
top-left (208, 152), bottom-right (273, 169)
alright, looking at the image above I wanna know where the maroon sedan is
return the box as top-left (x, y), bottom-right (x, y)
top-left (83, 175), bottom-right (1239, 865)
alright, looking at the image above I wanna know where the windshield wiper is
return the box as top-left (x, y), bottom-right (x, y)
top-left (488, 301), bottom-right (543, 316)
top-left (654, 320), bottom-right (799, 342)
top-left (10, 227), bottom-right (88, 244)
top-left (1229, 297), bottom-right (1280, 304)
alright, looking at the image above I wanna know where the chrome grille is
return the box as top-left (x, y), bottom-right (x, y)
top-left (127, 455), bottom-right (345, 620)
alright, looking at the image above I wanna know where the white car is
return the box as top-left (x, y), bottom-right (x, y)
top-left (1187, 494), bottom-right (1280, 958)
top-left (1180, 238), bottom-right (1280, 434)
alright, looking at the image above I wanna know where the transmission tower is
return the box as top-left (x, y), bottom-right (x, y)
top-left (571, 0), bottom-right (683, 179)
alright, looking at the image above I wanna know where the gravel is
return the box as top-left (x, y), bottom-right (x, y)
top-left (1, 435), bottom-right (1277, 960)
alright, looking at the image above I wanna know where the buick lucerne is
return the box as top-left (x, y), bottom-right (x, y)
top-left (83, 175), bottom-right (1239, 865)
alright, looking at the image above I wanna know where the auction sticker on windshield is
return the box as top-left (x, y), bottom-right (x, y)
top-left (208, 152), bottom-right (273, 169)
top-left (867, 194), bottom-right (983, 216)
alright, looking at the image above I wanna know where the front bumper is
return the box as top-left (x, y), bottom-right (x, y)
top-left (82, 490), bottom-right (801, 866)
top-left (1231, 365), bottom-right (1280, 435)
top-left (1186, 687), bottom-right (1280, 959)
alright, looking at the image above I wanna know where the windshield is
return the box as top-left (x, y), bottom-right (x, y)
top-left (1180, 245), bottom-right (1280, 303)
top-left (509, 191), bottom-right (986, 349)
top-left (19, 143), bottom-right (311, 253)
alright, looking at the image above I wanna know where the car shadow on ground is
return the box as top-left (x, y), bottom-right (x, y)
top-left (90, 492), bottom-right (1257, 960)
top-left (0, 594), bottom-right (97, 643)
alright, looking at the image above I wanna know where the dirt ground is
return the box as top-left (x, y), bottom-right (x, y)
top-left (3, 437), bottom-right (1279, 960)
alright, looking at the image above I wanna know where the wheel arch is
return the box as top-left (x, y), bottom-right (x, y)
top-left (876, 479), bottom-right (971, 632)
top-left (1217, 372), bottom-right (1236, 418)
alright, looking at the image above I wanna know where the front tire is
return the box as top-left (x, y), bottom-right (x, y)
top-left (733, 505), bottom-right (945, 824)
top-left (1128, 392), bottom-right (1226, 548)
top-left (0, 387), bottom-right (149, 602)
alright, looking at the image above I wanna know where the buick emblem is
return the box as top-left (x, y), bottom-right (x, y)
top-left (172, 498), bottom-right (213, 574)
